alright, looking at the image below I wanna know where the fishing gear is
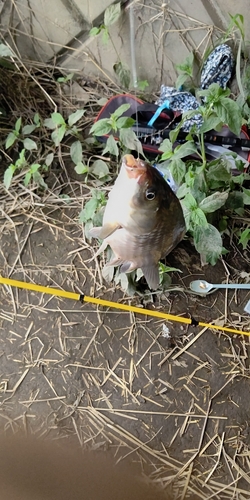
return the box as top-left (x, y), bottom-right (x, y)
top-left (94, 94), bottom-right (250, 161)
top-left (132, 125), bottom-right (250, 150)
top-left (0, 275), bottom-right (249, 337)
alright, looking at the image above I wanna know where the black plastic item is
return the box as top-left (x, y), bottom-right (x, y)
top-left (94, 93), bottom-right (250, 162)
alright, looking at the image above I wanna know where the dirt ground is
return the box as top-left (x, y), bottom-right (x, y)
top-left (1, 164), bottom-right (250, 500)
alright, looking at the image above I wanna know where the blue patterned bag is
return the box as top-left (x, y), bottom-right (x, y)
top-left (151, 44), bottom-right (234, 132)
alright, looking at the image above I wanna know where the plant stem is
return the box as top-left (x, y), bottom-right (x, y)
top-left (199, 132), bottom-right (207, 168)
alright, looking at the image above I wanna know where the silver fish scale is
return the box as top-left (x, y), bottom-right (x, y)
top-left (106, 219), bottom-right (184, 270)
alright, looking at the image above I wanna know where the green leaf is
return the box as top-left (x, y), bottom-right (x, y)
top-left (194, 224), bottom-right (223, 265)
top-left (45, 152), bottom-right (54, 167)
top-left (30, 163), bottom-right (41, 173)
top-left (68, 109), bottom-right (85, 127)
top-left (206, 161), bottom-right (231, 185)
top-left (116, 116), bottom-right (135, 129)
top-left (104, 2), bottom-right (121, 26)
top-left (236, 38), bottom-right (245, 100)
top-left (176, 73), bottom-right (190, 89)
top-left (102, 135), bottom-right (119, 156)
top-left (92, 159), bottom-right (109, 178)
top-left (119, 128), bottom-right (144, 156)
top-left (228, 13), bottom-right (245, 40)
top-left (169, 127), bottom-right (181, 144)
top-left (24, 171), bottom-right (32, 186)
top-left (57, 73), bottom-right (74, 83)
top-left (90, 119), bottom-right (112, 136)
top-left (32, 170), bottom-right (48, 189)
top-left (51, 112), bottom-right (66, 126)
top-left (214, 98), bottom-right (242, 136)
top-left (79, 198), bottom-right (99, 223)
top-left (59, 194), bottom-right (71, 203)
top-left (5, 132), bottom-right (17, 149)
top-left (169, 158), bottom-right (186, 185)
top-left (199, 191), bottom-right (228, 213)
top-left (199, 116), bottom-right (222, 134)
top-left (113, 61), bottom-right (130, 89)
top-left (70, 140), bottom-right (82, 164)
top-left (0, 43), bottom-right (15, 58)
top-left (172, 141), bottom-right (197, 160)
top-left (97, 97), bottom-right (108, 106)
top-left (111, 103), bottom-right (131, 120)
top-left (74, 162), bottom-right (88, 174)
top-left (176, 52), bottom-right (194, 76)
top-left (243, 187), bottom-right (250, 205)
top-left (51, 124), bottom-right (67, 146)
top-left (15, 117), bottom-right (22, 133)
top-left (176, 183), bottom-right (189, 199)
top-left (22, 124), bottom-right (37, 135)
top-left (102, 265), bottom-right (115, 283)
top-left (3, 164), bottom-right (15, 189)
top-left (239, 228), bottom-right (250, 249)
top-left (44, 118), bottom-right (57, 130)
top-left (226, 191), bottom-right (244, 210)
top-left (190, 207), bottom-right (208, 228)
top-left (160, 138), bottom-right (172, 157)
top-left (102, 27), bottom-right (109, 44)
top-left (33, 113), bottom-right (40, 126)
top-left (198, 83), bottom-right (230, 102)
top-left (23, 138), bottom-right (37, 150)
top-left (89, 26), bottom-right (101, 36)
top-left (182, 192), bottom-right (197, 210)
top-left (16, 149), bottom-right (26, 168)
top-left (159, 263), bottom-right (181, 274)
top-left (137, 80), bottom-right (149, 91)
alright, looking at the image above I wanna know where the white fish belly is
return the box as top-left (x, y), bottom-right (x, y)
top-left (105, 227), bottom-right (166, 268)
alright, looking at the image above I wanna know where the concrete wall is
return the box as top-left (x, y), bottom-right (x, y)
top-left (1, 0), bottom-right (249, 91)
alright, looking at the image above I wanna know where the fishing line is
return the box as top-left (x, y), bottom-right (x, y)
top-left (128, 2), bottom-right (137, 89)
top-left (0, 275), bottom-right (249, 337)
top-left (127, 0), bottom-right (141, 158)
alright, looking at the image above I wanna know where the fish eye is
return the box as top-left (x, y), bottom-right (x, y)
top-left (146, 189), bottom-right (156, 200)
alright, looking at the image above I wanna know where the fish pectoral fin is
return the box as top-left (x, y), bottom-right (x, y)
top-left (108, 257), bottom-right (123, 267)
top-left (89, 223), bottom-right (120, 240)
top-left (119, 261), bottom-right (135, 274)
top-left (141, 265), bottom-right (160, 290)
top-left (92, 240), bottom-right (108, 259)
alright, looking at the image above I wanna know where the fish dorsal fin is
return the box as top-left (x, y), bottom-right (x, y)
top-left (140, 265), bottom-right (160, 290)
top-left (89, 222), bottom-right (120, 240)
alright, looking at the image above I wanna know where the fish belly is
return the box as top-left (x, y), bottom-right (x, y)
top-left (105, 225), bottom-right (179, 269)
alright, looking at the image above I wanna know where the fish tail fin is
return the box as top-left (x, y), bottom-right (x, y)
top-left (141, 265), bottom-right (160, 290)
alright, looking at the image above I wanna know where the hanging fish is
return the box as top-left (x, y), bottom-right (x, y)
top-left (89, 154), bottom-right (186, 289)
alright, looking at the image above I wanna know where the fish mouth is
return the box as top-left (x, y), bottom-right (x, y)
top-left (122, 154), bottom-right (148, 180)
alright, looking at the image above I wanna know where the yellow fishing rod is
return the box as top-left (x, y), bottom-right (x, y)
top-left (0, 275), bottom-right (249, 337)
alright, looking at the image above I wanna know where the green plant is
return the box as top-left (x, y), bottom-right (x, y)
top-left (57, 73), bottom-right (74, 83)
top-left (175, 52), bottom-right (195, 89)
top-left (90, 103), bottom-right (144, 159)
top-left (238, 227), bottom-right (250, 249)
top-left (159, 82), bottom-right (250, 266)
top-left (44, 110), bottom-right (85, 146)
top-left (3, 149), bottom-right (49, 189)
top-left (89, 3), bottom-right (149, 91)
top-left (3, 108), bottom-right (86, 190)
top-left (90, 3), bottom-right (130, 88)
top-left (79, 188), bottom-right (107, 239)
top-left (5, 115), bottom-right (40, 151)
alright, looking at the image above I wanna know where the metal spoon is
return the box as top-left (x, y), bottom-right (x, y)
top-left (190, 279), bottom-right (250, 295)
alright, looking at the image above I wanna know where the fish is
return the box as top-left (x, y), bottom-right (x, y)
top-left (89, 154), bottom-right (186, 289)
